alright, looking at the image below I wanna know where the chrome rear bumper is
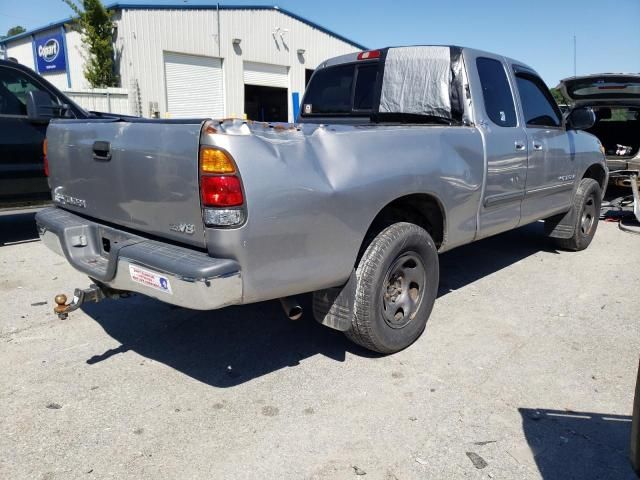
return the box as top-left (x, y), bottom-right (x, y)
top-left (36, 207), bottom-right (242, 310)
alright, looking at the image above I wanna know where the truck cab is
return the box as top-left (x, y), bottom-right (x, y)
top-left (300, 47), bottom-right (607, 238)
top-left (0, 59), bottom-right (87, 207)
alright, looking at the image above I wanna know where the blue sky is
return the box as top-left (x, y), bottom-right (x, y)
top-left (1, 0), bottom-right (639, 86)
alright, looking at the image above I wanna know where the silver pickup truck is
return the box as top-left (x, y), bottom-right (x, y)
top-left (36, 46), bottom-right (607, 354)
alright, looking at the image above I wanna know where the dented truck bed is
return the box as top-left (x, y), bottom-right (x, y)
top-left (37, 45), bottom-right (608, 353)
top-left (39, 116), bottom-right (485, 306)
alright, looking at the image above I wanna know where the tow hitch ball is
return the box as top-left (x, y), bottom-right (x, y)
top-left (53, 284), bottom-right (126, 320)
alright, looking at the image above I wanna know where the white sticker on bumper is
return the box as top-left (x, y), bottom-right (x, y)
top-left (129, 265), bottom-right (173, 295)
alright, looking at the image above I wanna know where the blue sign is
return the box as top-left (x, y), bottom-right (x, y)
top-left (292, 92), bottom-right (300, 122)
top-left (34, 33), bottom-right (67, 73)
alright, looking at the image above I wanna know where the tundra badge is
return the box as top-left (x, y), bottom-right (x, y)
top-left (558, 174), bottom-right (576, 182)
top-left (53, 188), bottom-right (87, 208)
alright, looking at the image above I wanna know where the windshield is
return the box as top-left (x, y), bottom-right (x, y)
top-left (301, 62), bottom-right (379, 116)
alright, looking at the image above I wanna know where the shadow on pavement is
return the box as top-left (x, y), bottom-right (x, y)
top-left (83, 293), bottom-right (378, 387)
top-left (0, 210), bottom-right (41, 246)
top-left (437, 222), bottom-right (557, 296)
top-left (519, 408), bottom-right (635, 480)
top-left (79, 222), bottom-right (554, 388)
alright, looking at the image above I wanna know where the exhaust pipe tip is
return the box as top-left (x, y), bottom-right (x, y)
top-left (280, 297), bottom-right (303, 320)
top-left (288, 306), bottom-right (303, 321)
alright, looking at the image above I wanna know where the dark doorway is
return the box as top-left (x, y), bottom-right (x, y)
top-left (244, 85), bottom-right (288, 122)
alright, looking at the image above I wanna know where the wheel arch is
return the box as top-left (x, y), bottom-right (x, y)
top-left (358, 193), bottom-right (447, 261)
top-left (582, 163), bottom-right (607, 192)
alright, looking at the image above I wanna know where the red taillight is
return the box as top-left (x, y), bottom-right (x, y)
top-left (357, 50), bottom-right (381, 60)
top-left (200, 175), bottom-right (243, 207)
top-left (43, 138), bottom-right (49, 176)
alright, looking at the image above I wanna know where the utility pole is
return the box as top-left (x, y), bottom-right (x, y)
top-left (573, 35), bottom-right (577, 77)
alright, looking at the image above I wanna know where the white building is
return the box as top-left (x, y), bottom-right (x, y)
top-left (0, 2), bottom-right (364, 121)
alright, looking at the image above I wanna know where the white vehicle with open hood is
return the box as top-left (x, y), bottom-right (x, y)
top-left (559, 74), bottom-right (640, 184)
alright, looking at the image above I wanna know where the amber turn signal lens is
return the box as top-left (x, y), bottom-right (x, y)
top-left (200, 147), bottom-right (236, 174)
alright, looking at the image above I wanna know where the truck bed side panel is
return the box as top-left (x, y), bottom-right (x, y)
top-left (204, 123), bottom-right (484, 303)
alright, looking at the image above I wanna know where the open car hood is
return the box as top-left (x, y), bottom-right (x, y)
top-left (558, 74), bottom-right (640, 107)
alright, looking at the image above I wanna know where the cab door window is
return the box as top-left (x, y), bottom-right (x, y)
top-left (0, 67), bottom-right (57, 116)
top-left (515, 74), bottom-right (562, 127)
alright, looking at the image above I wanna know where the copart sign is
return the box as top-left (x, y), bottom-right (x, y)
top-left (34, 32), bottom-right (66, 73)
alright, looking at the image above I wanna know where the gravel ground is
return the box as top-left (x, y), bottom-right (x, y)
top-left (1, 208), bottom-right (638, 479)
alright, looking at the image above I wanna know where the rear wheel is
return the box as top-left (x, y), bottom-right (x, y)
top-left (345, 222), bottom-right (439, 354)
top-left (553, 178), bottom-right (601, 251)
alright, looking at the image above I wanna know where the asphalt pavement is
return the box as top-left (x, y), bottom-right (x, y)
top-left (1, 208), bottom-right (638, 479)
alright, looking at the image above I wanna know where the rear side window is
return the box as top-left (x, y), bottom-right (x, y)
top-left (515, 74), bottom-right (562, 127)
top-left (302, 62), bottom-right (379, 116)
top-left (476, 57), bottom-right (517, 127)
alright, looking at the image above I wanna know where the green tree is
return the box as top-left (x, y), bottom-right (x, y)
top-left (7, 25), bottom-right (26, 37)
top-left (62, 0), bottom-right (118, 87)
top-left (550, 87), bottom-right (570, 106)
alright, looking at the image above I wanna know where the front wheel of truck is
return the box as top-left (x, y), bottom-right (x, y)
top-left (345, 222), bottom-right (439, 354)
top-left (552, 178), bottom-right (602, 252)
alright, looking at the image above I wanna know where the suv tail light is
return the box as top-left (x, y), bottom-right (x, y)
top-left (43, 138), bottom-right (49, 176)
top-left (199, 146), bottom-right (245, 227)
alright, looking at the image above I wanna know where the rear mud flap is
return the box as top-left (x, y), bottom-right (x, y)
top-left (312, 270), bottom-right (357, 332)
top-left (544, 209), bottom-right (576, 239)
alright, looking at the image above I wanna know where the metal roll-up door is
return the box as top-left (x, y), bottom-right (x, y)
top-left (164, 52), bottom-right (224, 118)
top-left (243, 62), bottom-right (289, 88)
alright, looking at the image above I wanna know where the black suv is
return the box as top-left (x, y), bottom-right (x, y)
top-left (0, 59), bottom-right (88, 207)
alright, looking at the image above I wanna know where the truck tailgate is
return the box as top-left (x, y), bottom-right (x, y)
top-left (46, 119), bottom-right (207, 248)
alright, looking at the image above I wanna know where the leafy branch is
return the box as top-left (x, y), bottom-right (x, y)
top-left (62, 0), bottom-right (118, 87)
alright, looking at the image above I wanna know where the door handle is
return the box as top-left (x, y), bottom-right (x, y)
top-left (532, 142), bottom-right (543, 151)
top-left (515, 141), bottom-right (526, 151)
top-left (92, 141), bottom-right (111, 161)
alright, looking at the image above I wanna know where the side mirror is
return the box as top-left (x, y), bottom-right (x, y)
top-left (26, 90), bottom-right (60, 120)
top-left (566, 107), bottom-right (596, 130)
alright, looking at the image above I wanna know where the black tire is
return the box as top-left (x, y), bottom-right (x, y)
top-left (345, 222), bottom-right (439, 354)
top-left (554, 178), bottom-right (602, 251)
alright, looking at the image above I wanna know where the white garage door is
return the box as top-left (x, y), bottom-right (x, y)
top-left (243, 61), bottom-right (289, 88)
top-left (164, 52), bottom-right (224, 118)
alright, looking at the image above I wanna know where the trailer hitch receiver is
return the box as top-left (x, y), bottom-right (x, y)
top-left (53, 284), bottom-right (126, 320)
